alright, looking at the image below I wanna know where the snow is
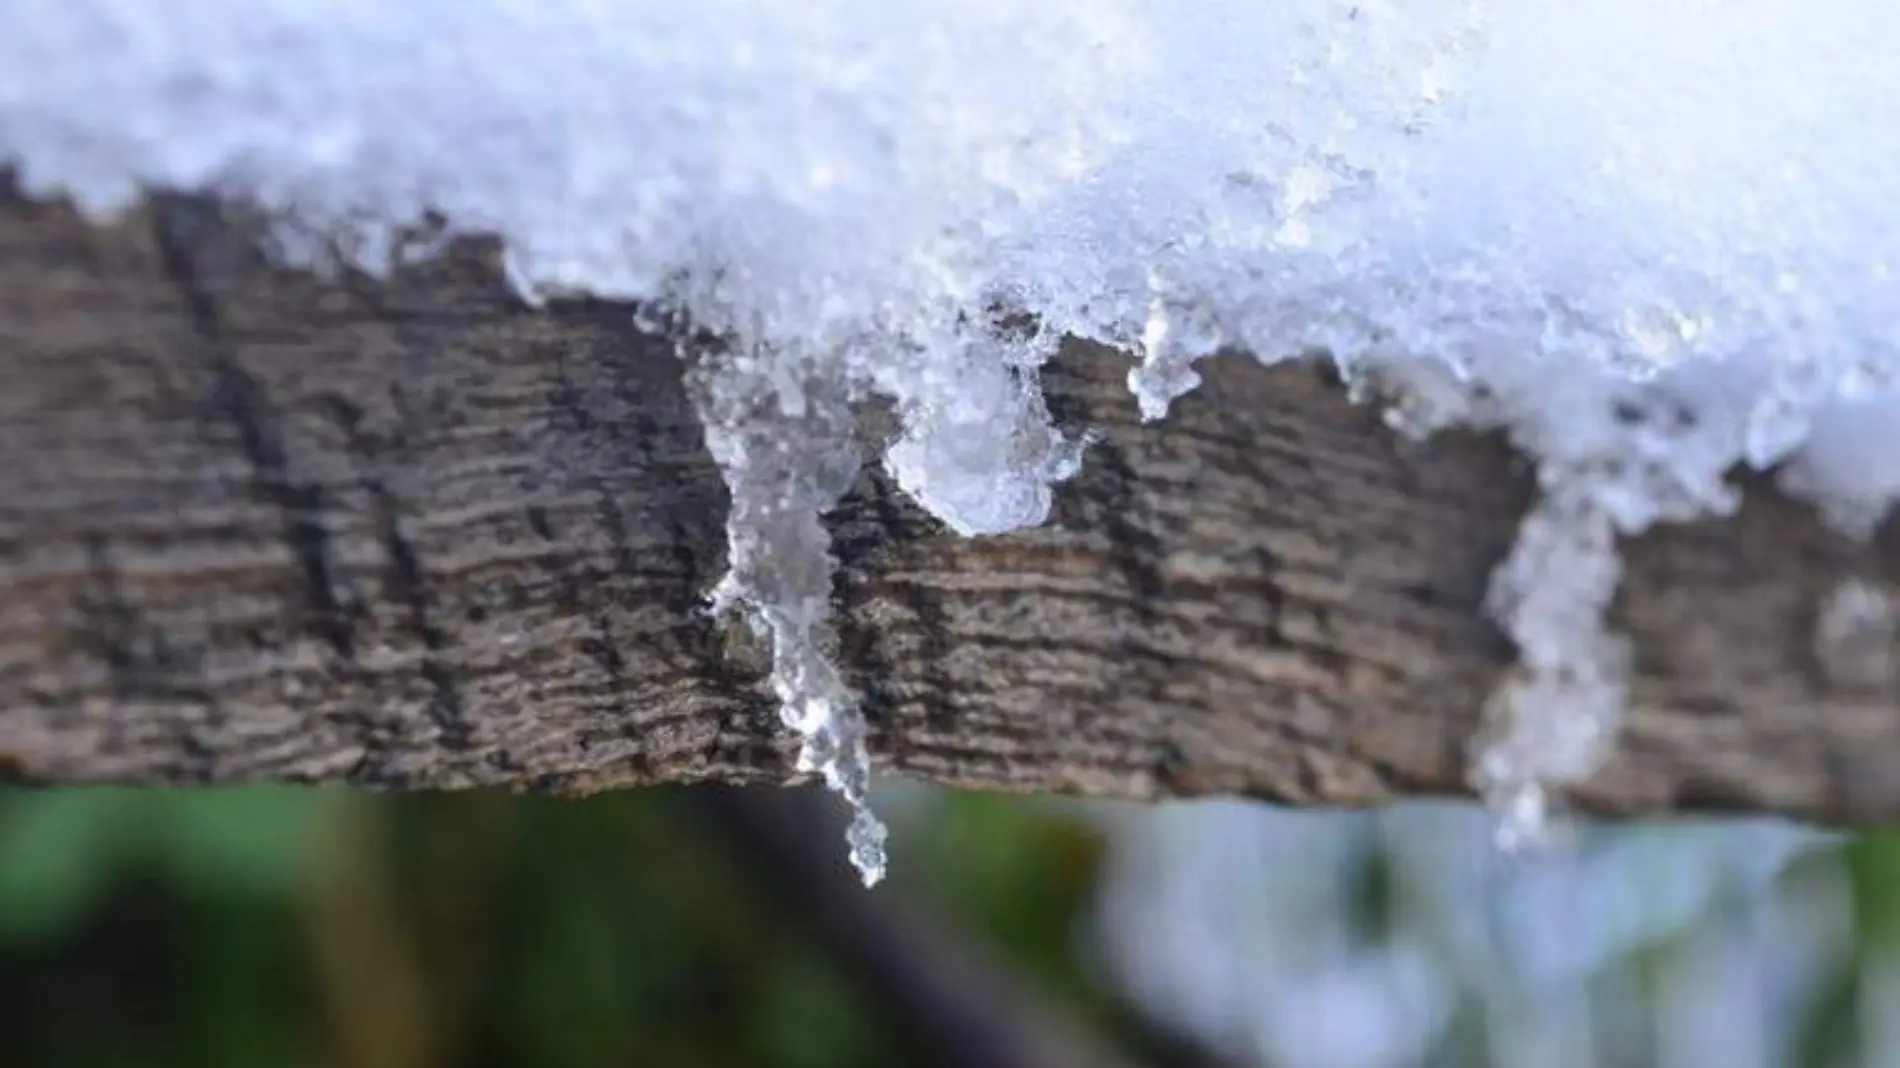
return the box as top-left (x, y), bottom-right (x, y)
top-left (1090, 800), bottom-right (1842, 1068)
top-left (5, 0), bottom-right (1899, 881)
top-left (1812, 578), bottom-right (1900, 692)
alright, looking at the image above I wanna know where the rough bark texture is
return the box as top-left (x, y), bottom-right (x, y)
top-left (2, 185), bottom-right (1897, 824)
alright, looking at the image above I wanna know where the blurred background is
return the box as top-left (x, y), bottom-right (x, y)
top-left (1, 782), bottom-right (1895, 1068)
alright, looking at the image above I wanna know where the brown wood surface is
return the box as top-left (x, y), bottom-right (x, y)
top-left (2, 185), bottom-right (1897, 824)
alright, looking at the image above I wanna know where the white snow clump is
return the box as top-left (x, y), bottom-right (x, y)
top-left (5, 0), bottom-right (1899, 882)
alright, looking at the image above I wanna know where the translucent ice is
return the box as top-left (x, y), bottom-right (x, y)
top-left (6, 0), bottom-right (1900, 872)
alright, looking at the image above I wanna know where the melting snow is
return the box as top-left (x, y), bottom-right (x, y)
top-left (5, 0), bottom-right (1899, 883)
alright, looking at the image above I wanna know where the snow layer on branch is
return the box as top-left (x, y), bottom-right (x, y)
top-left (6, 0), bottom-right (1900, 877)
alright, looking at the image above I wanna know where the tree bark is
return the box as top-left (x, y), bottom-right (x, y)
top-left (2, 184), bottom-right (1897, 824)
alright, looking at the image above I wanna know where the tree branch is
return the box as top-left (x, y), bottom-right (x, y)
top-left (2, 185), bottom-right (1897, 823)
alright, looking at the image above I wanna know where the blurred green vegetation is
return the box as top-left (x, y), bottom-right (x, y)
top-left (2, 785), bottom-right (1898, 1068)
top-left (0, 786), bottom-right (1117, 1068)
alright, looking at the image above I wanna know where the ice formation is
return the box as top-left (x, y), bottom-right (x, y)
top-left (5, 0), bottom-right (1900, 882)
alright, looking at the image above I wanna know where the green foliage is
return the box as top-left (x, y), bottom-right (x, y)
top-left (0, 787), bottom-right (329, 945)
top-left (0, 788), bottom-right (1019, 1068)
top-left (0, 789), bottom-right (131, 945)
top-left (0, 786), bottom-right (1893, 1068)
top-left (1791, 828), bottom-right (1900, 1068)
top-left (1845, 829), bottom-right (1900, 950)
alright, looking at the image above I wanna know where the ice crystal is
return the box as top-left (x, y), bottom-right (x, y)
top-left (6, 0), bottom-right (1900, 877)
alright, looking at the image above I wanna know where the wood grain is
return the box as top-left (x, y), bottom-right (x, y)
top-left (2, 186), bottom-right (1897, 824)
